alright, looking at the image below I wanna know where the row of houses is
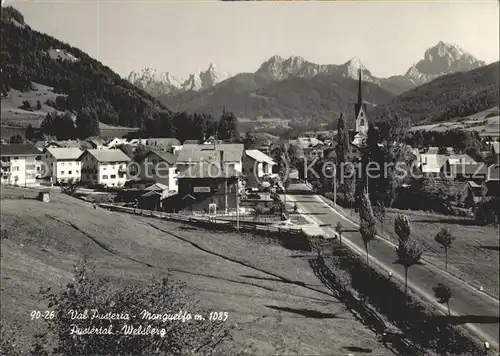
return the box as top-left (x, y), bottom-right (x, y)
top-left (1, 141), bottom-right (278, 213)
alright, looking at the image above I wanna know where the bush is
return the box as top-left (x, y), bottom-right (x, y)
top-left (31, 259), bottom-right (230, 355)
top-left (474, 197), bottom-right (500, 225)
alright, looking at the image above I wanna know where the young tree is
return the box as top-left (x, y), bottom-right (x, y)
top-left (359, 189), bottom-right (377, 266)
top-left (373, 200), bottom-right (386, 233)
top-left (335, 113), bottom-right (349, 164)
top-left (217, 108), bottom-right (239, 142)
top-left (394, 214), bottom-right (411, 244)
top-left (433, 282), bottom-right (452, 316)
top-left (25, 124), bottom-right (34, 141)
top-left (396, 240), bottom-right (423, 297)
top-left (76, 107), bottom-right (100, 139)
top-left (31, 259), bottom-right (230, 355)
top-left (335, 221), bottom-right (344, 248)
top-left (435, 227), bottom-right (455, 271)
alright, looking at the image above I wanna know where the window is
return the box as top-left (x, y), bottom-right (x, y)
top-left (68, 171), bottom-right (72, 175)
top-left (359, 119), bottom-right (365, 126)
top-left (61, 171), bottom-right (65, 175)
top-left (111, 174), bottom-right (116, 179)
top-left (76, 170), bottom-right (79, 174)
top-left (152, 169), bottom-right (156, 175)
top-left (103, 166), bottom-right (107, 170)
top-left (61, 162), bottom-right (65, 166)
top-left (102, 175), bottom-right (108, 179)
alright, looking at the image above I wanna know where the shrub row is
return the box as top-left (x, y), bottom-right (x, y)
top-left (323, 245), bottom-right (484, 355)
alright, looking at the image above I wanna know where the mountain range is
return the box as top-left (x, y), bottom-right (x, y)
top-left (126, 64), bottom-right (231, 96)
top-left (129, 41), bottom-right (486, 99)
top-left (149, 41), bottom-right (488, 121)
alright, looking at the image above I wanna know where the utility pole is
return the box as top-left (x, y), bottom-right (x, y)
top-left (236, 186), bottom-right (240, 230)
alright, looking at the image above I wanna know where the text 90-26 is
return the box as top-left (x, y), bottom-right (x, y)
top-left (30, 310), bottom-right (55, 320)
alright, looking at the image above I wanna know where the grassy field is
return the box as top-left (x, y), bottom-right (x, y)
top-left (333, 202), bottom-right (500, 299)
top-left (0, 186), bottom-right (391, 355)
top-left (410, 107), bottom-right (500, 138)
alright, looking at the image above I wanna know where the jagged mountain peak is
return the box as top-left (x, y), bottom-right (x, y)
top-left (403, 41), bottom-right (486, 85)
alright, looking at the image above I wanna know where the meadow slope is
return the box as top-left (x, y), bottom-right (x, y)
top-left (0, 187), bottom-right (391, 355)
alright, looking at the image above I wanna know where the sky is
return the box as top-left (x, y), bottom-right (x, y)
top-left (8, 0), bottom-right (500, 80)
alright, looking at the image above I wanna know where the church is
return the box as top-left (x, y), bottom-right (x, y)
top-left (351, 68), bottom-right (369, 147)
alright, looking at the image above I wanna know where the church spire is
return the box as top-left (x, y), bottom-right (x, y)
top-left (357, 67), bottom-right (363, 105)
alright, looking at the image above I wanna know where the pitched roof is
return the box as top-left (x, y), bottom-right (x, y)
top-left (297, 137), bottom-right (324, 149)
top-left (487, 164), bottom-right (499, 181)
top-left (183, 140), bottom-right (200, 144)
top-left (177, 143), bottom-right (244, 163)
top-left (145, 183), bottom-right (169, 191)
top-left (0, 144), bottom-right (40, 156)
top-left (46, 147), bottom-right (83, 160)
top-left (145, 138), bottom-right (181, 147)
top-left (245, 149), bottom-right (276, 164)
top-left (420, 154), bottom-right (448, 173)
top-left (53, 140), bottom-right (81, 148)
top-left (177, 163), bottom-right (241, 179)
top-left (81, 149), bottom-right (131, 163)
top-left (446, 154), bottom-right (476, 165)
top-left (147, 149), bottom-right (177, 165)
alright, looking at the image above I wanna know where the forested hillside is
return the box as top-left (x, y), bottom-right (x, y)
top-left (373, 61), bottom-right (499, 125)
top-left (0, 6), bottom-right (172, 129)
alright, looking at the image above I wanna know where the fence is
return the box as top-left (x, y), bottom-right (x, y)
top-left (99, 203), bottom-right (309, 250)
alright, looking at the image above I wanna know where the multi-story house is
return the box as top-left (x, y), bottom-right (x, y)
top-left (1, 144), bottom-right (41, 186)
top-left (242, 149), bottom-right (276, 187)
top-left (176, 143), bottom-right (244, 175)
top-left (43, 147), bottom-right (83, 183)
top-left (137, 149), bottom-right (178, 192)
top-left (79, 149), bottom-right (131, 187)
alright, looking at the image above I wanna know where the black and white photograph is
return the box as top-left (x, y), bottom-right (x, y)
top-left (0, 0), bottom-right (499, 355)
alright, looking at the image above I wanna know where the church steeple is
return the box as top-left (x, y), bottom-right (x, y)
top-left (353, 66), bottom-right (369, 147)
top-left (354, 67), bottom-right (364, 119)
top-left (357, 68), bottom-right (363, 105)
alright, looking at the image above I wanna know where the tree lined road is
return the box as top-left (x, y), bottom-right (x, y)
top-left (287, 182), bottom-right (499, 350)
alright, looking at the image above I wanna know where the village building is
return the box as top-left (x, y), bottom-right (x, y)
top-left (105, 137), bottom-right (128, 149)
top-left (242, 149), bottom-right (277, 187)
top-left (137, 149), bottom-right (178, 192)
top-left (144, 138), bottom-right (180, 151)
top-left (79, 149), bottom-right (131, 187)
top-left (1, 144), bottom-right (41, 187)
top-left (170, 143), bottom-right (245, 213)
top-left (176, 143), bottom-right (244, 174)
top-left (85, 137), bottom-right (106, 150)
top-left (43, 147), bottom-right (83, 183)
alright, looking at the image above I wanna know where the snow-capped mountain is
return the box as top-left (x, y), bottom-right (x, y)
top-left (126, 67), bottom-right (183, 96)
top-left (403, 41), bottom-right (486, 85)
top-left (183, 64), bottom-right (231, 91)
top-left (255, 55), bottom-right (377, 83)
top-left (126, 64), bottom-right (230, 96)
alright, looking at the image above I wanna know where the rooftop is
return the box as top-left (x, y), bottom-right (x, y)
top-left (245, 149), bottom-right (276, 164)
top-left (46, 147), bottom-right (83, 160)
top-left (177, 143), bottom-right (244, 163)
top-left (146, 149), bottom-right (177, 165)
top-left (82, 149), bottom-right (131, 163)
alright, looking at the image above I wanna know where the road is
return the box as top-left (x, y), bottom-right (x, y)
top-left (286, 182), bottom-right (499, 351)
